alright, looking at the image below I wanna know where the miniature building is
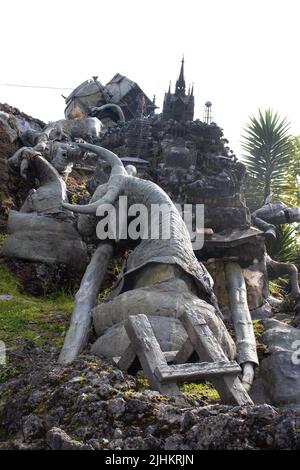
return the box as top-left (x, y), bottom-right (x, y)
top-left (64, 75), bottom-right (156, 122)
top-left (106, 74), bottom-right (156, 121)
top-left (162, 58), bottom-right (194, 122)
top-left (124, 95), bottom-right (151, 160)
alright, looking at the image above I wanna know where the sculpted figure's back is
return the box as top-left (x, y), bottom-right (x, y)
top-left (60, 143), bottom-right (258, 395)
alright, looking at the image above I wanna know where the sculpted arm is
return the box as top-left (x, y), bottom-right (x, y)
top-left (225, 262), bottom-right (259, 391)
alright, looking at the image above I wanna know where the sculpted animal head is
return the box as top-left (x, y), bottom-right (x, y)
top-left (41, 104), bottom-right (125, 144)
top-left (35, 141), bottom-right (81, 179)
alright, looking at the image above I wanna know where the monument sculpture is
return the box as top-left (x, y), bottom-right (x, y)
top-left (1, 66), bottom-right (299, 407)
top-left (59, 143), bottom-right (258, 403)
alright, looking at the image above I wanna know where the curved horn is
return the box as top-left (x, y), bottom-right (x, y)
top-left (93, 104), bottom-right (125, 122)
top-left (78, 143), bottom-right (125, 173)
top-left (62, 198), bottom-right (107, 214)
top-left (63, 143), bottom-right (126, 214)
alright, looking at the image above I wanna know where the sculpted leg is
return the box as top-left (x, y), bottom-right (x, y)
top-left (59, 242), bottom-right (114, 364)
top-left (266, 254), bottom-right (300, 308)
top-left (225, 262), bottom-right (259, 391)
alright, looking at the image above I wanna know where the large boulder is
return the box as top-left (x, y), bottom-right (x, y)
top-left (91, 316), bottom-right (189, 358)
top-left (259, 351), bottom-right (300, 406)
top-left (0, 104), bottom-right (45, 223)
top-left (256, 319), bottom-right (300, 406)
top-left (0, 103), bottom-right (44, 135)
top-left (1, 211), bottom-right (88, 270)
top-left (261, 319), bottom-right (300, 354)
top-left (0, 111), bottom-right (18, 226)
top-left (92, 278), bottom-right (236, 361)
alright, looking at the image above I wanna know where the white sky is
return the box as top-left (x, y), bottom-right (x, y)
top-left (1, 0), bottom-right (300, 155)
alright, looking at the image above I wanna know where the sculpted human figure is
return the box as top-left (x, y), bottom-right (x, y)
top-left (59, 143), bottom-right (259, 392)
top-left (252, 201), bottom-right (300, 311)
top-left (252, 201), bottom-right (300, 239)
top-left (1, 146), bottom-right (87, 268)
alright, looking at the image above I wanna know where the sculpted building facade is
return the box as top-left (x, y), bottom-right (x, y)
top-left (162, 58), bottom-right (195, 122)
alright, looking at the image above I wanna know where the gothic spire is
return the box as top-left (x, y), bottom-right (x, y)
top-left (175, 56), bottom-right (186, 96)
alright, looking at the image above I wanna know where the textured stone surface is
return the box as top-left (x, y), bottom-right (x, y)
top-left (0, 111), bottom-right (18, 226)
top-left (2, 211), bottom-right (88, 270)
top-left (0, 103), bottom-right (45, 227)
top-left (5, 258), bottom-right (82, 296)
top-left (91, 316), bottom-right (188, 358)
top-left (259, 351), bottom-right (300, 406)
top-left (92, 278), bottom-right (236, 361)
top-left (1, 350), bottom-right (299, 450)
top-left (46, 427), bottom-right (93, 450)
top-left (256, 319), bottom-right (300, 406)
top-left (250, 301), bottom-right (273, 320)
top-left (261, 319), bottom-right (300, 354)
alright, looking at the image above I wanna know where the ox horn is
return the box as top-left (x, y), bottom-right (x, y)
top-left (92, 104), bottom-right (125, 123)
top-left (62, 143), bottom-right (127, 214)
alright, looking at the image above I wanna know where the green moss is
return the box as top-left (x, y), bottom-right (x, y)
top-left (281, 295), bottom-right (296, 313)
top-left (112, 264), bottom-right (121, 276)
top-left (0, 365), bottom-right (19, 384)
top-left (35, 401), bottom-right (48, 415)
top-left (84, 361), bottom-right (99, 369)
top-left (0, 234), bottom-right (8, 248)
top-left (180, 381), bottom-right (220, 401)
top-left (136, 371), bottom-right (150, 390)
top-left (269, 280), bottom-right (285, 299)
top-left (98, 286), bottom-right (113, 303)
top-left (252, 320), bottom-right (268, 359)
top-left (155, 394), bottom-right (170, 402)
top-left (252, 320), bottom-right (265, 339)
top-left (0, 260), bottom-right (74, 352)
top-left (70, 193), bottom-right (79, 204)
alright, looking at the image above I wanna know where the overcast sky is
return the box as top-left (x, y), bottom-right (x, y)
top-left (1, 0), bottom-right (300, 154)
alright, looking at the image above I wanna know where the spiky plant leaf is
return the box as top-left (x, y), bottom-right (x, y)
top-left (269, 224), bottom-right (298, 264)
top-left (242, 109), bottom-right (294, 206)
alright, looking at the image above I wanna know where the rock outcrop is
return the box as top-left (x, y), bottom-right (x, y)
top-left (0, 103), bottom-right (45, 229)
top-left (1, 350), bottom-right (299, 450)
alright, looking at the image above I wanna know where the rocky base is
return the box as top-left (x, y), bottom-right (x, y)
top-left (1, 347), bottom-right (300, 450)
top-left (6, 259), bottom-right (82, 296)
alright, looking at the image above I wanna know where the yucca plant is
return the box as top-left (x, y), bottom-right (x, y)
top-left (269, 224), bottom-right (299, 264)
top-left (268, 224), bottom-right (300, 299)
top-left (242, 110), bottom-right (300, 292)
top-left (242, 109), bottom-right (294, 208)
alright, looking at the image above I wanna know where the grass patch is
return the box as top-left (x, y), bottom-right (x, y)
top-left (0, 234), bottom-right (8, 248)
top-left (98, 286), bottom-right (113, 303)
top-left (0, 259), bottom-right (74, 351)
top-left (136, 371), bottom-right (150, 391)
top-left (181, 381), bottom-right (220, 402)
top-left (269, 280), bottom-right (285, 299)
top-left (252, 320), bottom-right (265, 339)
top-left (252, 320), bottom-right (267, 359)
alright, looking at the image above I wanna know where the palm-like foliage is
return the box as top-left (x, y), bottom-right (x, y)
top-left (242, 109), bottom-right (293, 207)
top-left (268, 224), bottom-right (300, 297)
top-left (269, 224), bottom-right (299, 264)
top-left (286, 136), bottom-right (300, 206)
top-left (242, 110), bottom-right (300, 288)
